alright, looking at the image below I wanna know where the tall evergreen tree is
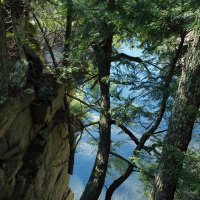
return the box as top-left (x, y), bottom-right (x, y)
top-left (80, 1), bottom-right (114, 199)
top-left (153, 31), bottom-right (200, 200)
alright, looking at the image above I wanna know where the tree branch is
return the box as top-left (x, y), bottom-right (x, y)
top-left (111, 53), bottom-right (152, 74)
top-left (111, 119), bottom-right (139, 145)
top-left (32, 12), bottom-right (57, 67)
top-left (110, 151), bottom-right (133, 166)
top-left (73, 121), bottom-right (99, 133)
top-left (66, 93), bottom-right (99, 112)
top-left (105, 164), bottom-right (133, 200)
top-left (111, 53), bottom-right (143, 63)
top-left (105, 32), bottom-right (186, 199)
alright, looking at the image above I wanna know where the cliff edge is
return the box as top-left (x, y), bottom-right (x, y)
top-left (0, 74), bottom-right (74, 200)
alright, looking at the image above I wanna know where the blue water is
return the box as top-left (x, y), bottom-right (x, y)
top-left (69, 45), bottom-right (152, 199)
top-left (47, 45), bottom-right (200, 200)
top-left (45, 46), bottom-right (148, 199)
top-left (70, 124), bottom-right (147, 200)
top-left (70, 122), bottom-right (200, 200)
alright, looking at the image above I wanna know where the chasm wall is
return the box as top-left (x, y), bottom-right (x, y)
top-left (0, 74), bottom-right (74, 200)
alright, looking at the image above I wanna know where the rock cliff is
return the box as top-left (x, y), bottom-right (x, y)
top-left (0, 74), bottom-right (73, 200)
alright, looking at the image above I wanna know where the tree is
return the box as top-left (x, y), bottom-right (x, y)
top-left (0, 2), bottom-right (9, 101)
top-left (102, 1), bottom-right (200, 199)
top-left (80, 1), bottom-right (114, 199)
top-left (153, 31), bottom-right (200, 200)
top-left (63, 1), bottom-right (200, 199)
top-left (175, 149), bottom-right (200, 200)
top-left (2, 0), bottom-right (199, 199)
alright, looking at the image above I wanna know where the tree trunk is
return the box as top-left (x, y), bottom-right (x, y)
top-left (62, 0), bottom-right (75, 175)
top-left (153, 32), bottom-right (200, 200)
top-left (80, 35), bottom-right (112, 200)
top-left (105, 164), bottom-right (133, 200)
top-left (105, 32), bottom-right (186, 200)
top-left (80, 0), bottom-right (114, 199)
top-left (0, 3), bottom-right (9, 101)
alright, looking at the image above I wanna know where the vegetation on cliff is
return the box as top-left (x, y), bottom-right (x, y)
top-left (0, 0), bottom-right (200, 200)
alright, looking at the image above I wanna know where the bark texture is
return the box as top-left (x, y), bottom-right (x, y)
top-left (80, 35), bottom-right (112, 200)
top-left (154, 32), bottom-right (200, 200)
top-left (80, 1), bottom-right (114, 199)
top-left (105, 27), bottom-right (186, 200)
top-left (0, 3), bottom-right (9, 101)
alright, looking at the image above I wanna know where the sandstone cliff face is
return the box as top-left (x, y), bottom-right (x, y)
top-left (0, 75), bottom-right (73, 200)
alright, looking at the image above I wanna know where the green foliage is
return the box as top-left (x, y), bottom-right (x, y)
top-left (110, 99), bottom-right (138, 124)
top-left (108, 155), bottom-right (129, 179)
top-left (139, 148), bottom-right (200, 199)
top-left (70, 98), bottom-right (88, 119)
top-left (124, 0), bottom-right (199, 51)
top-left (6, 0), bottom-right (200, 197)
top-left (175, 149), bottom-right (200, 200)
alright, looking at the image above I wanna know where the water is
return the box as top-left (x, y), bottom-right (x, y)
top-left (46, 44), bottom-right (200, 200)
top-left (70, 125), bottom-right (147, 200)
top-left (44, 45), bottom-right (148, 199)
top-left (70, 123), bottom-right (200, 200)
